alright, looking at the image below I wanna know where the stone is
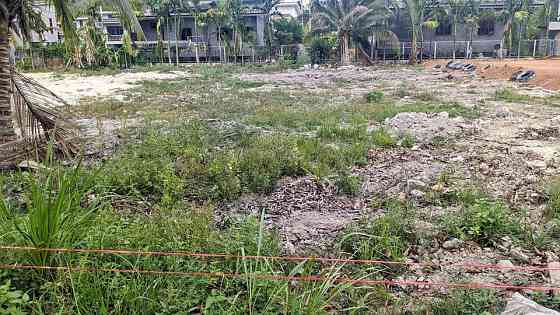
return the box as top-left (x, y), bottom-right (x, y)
top-left (527, 160), bottom-right (547, 170)
top-left (495, 106), bottom-right (512, 118)
top-left (407, 179), bottom-right (427, 190)
top-left (510, 248), bottom-right (530, 263)
top-left (501, 293), bottom-right (560, 315)
top-left (17, 160), bottom-right (44, 170)
top-left (410, 189), bottom-right (426, 198)
top-left (442, 238), bottom-right (462, 250)
top-left (497, 260), bottom-right (515, 269)
top-left (549, 262), bottom-right (560, 296)
top-left (431, 183), bottom-right (444, 192)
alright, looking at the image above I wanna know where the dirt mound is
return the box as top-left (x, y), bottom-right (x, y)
top-left (425, 59), bottom-right (560, 91)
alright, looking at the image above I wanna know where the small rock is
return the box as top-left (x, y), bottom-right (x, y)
top-left (431, 183), bottom-right (444, 192)
top-left (410, 189), bottom-right (426, 199)
top-left (407, 179), bottom-right (427, 190)
top-left (527, 160), bottom-right (547, 170)
top-left (498, 260), bottom-right (515, 269)
top-left (549, 262), bottom-right (560, 296)
top-left (510, 248), bottom-right (530, 263)
top-left (479, 163), bottom-right (490, 175)
top-left (442, 238), bottom-right (462, 250)
top-left (495, 106), bottom-right (512, 118)
top-left (398, 191), bottom-right (407, 202)
top-left (17, 160), bottom-right (47, 170)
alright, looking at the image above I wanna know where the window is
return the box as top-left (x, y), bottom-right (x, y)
top-left (49, 18), bottom-right (53, 32)
top-left (478, 16), bottom-right (495, 36)
top-left (106, 26), bottom-right (123, 35)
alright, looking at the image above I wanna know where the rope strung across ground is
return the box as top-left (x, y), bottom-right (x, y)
top-left (1, 263), bottom-right (559, 292)
top-left (1, 245), bottom-right (559, 272)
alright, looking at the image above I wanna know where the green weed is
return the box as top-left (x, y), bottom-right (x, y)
top-left (366, 91), bottom-right (384, 103)
top-left (335, 173), bottom-right (362, 196)
top-left (428, 289), bottom-right (503, 315)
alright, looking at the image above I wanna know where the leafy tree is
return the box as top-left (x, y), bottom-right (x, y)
top-left (259, 0), bottom-right (281, 56)
top-left (273, 17), bottom-right (303, 45)
top-left (498, 0), bottom-right (529, 54)
top-left (311, 0), bottom-right (390, 65)
top-left (423, 19), bottom-right (439, 58)
top-left (0, 0), bottom-right (142, 144)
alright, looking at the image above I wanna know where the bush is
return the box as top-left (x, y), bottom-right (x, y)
top-left (444, 199), bottom-right (520, 245)
top-left (366, 91), bottom-right (384, 103)
top-left (339, 204), bottom-right (414, 265)
top-left (309, 35), bottom-right (337, 64)
top-left (429, 289), bottom-right (502, 315)
top-left (0, 280), bottom-right (30, 314)
top-left (334, 173), bottom-right (362, 196)
top-left (371, 129), bottom-right (396, 147)
top-left (545, 178), bottom-right (560, 220)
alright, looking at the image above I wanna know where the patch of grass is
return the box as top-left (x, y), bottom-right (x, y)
top-left (338, 201), bottom-right (415, 270)
top-left (371, 129), bottom-right (396, 147)
top-left (335, 173), bottom-right (362, 196)
top-left (544, 177), bottom-right (560, 220)
top-left (317, 124), bottom-right (368, 142)
top-left (428, 289), bottom-right (503, 315)
top-left (366, 91), bottom-right (384, 103)
top-left (442, 198), bottom-right (521, 245)
top-left (495, 88), bottom-right (533, 103)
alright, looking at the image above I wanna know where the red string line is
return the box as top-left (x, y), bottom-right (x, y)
top-left (0, 263), bottom-right (558, 292)
top-left (1, 245), bottom-right (558, 272)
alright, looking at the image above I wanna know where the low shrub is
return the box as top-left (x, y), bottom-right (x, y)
top-left (366, 91), bottom-right (384, 103)
top-left (443, 199), bottom-right (520, 245)
top-left (334, 173), bottom-right (362, 196)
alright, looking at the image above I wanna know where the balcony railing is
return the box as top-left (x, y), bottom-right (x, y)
top-left (107, 34), bottom-right (123, 42)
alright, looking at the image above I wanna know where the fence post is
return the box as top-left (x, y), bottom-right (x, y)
top-left (433, 41), bottom-right (437, 59)
top-left (252, 47), bottom-right (255, 63)
top-left (402, 43), bottom-right (405, 60)
top-left (532, 40), bottom-right (537, 57)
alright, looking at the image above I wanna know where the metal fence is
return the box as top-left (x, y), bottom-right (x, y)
top-left (371, 39), bottom-right (560, 61)
top-left (15, 39), bottom-right (560, 69)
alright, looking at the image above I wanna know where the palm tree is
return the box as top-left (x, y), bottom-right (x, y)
top-left (311, 0), bottom-right (390, 65)
top-left (403, 0), bottom-right (427, 63)
top-left (423, 19), bottom-right (438, 58)
top-left (498, 0), bottom-right (528, 55)
top-left (259, 0), bottom-right (281, 58)
top-left (0, 0), bottom-right (142, 144)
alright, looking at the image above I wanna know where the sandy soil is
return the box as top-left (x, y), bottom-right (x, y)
top-left (425, 58), bottom-right (560, 91)
top-left (28, 70), bottom-right (190, 105)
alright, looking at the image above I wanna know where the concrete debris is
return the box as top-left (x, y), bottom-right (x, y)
top-left (510, 248), bottom-right (531, 263)
top-left (17, 160), bottom-right (44, 170)
top-left (442, 238), bottom-right (462, 250)
top-left (385, 112), bottom-right (469, 143)
top-left (501, 293), bottom-right (560, 315)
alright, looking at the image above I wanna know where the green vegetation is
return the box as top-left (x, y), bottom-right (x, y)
top-left (428, 289), bottom-right (503, 315)
top-left (545, 177), bottom-right (560, 220)
top-left (495, 88), bottom-right (533, 103)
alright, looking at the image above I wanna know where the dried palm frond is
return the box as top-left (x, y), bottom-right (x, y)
top-left (0, 70), bottom-right (79, 168)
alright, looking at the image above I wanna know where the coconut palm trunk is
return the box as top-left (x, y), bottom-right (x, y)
top-left (0, 20), bottom-right (16, 144)
top-left (340, 31), bottom-right (350, 65)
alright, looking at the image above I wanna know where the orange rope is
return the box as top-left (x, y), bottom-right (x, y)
top-left (1, 263), bottom-right (558, 292)
top-left (0, 245), bottom-right (557, 272)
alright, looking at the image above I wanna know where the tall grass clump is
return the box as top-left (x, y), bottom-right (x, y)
top-left (0, 160), bottom-right (99, 266)
top-left (545, 177), bottom-right (560, 220)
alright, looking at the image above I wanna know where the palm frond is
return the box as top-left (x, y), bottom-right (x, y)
top-left (0, 70), bottom-right (79, 168)
top-left (109, 0), bottom-right (145, 40)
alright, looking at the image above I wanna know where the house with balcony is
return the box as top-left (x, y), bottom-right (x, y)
top-left (385, 0), bottom-right (550, 58)
top-left (98, 2), bottom-right (266, 62)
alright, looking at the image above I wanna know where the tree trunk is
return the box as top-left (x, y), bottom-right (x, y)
top-left (340, 32), bottom-right (350, 65)
top-left (409, 27), bottom-right (417, 64)
top-left (0, 21), bottom-right (16, 144)
top-left (174, 16), bottom-right (180, 66)
top-left (194, 16), bottom-right (199, 63)
top-left (166, 17), bottom-right (172, 65)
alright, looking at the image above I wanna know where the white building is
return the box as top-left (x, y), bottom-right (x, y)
top-left (30, 1), bottom-right (63, 44)
top-left (276, 0), bottom-right (303, 18)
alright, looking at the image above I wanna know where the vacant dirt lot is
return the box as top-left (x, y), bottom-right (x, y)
top-left (425, 58), bottom-right (560, 90)
top-left (26, 64), bottom-right (560, 311)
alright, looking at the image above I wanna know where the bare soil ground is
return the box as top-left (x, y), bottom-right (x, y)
top-left (32, 64), bottom-right (560, 301)
top-left (425, 58), bottom-right (560, 91)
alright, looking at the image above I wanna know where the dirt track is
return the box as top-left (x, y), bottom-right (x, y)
top-left (425, 58), bottom-right (560, 91)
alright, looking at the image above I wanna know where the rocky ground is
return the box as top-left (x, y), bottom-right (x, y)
top-left (230, 64), bottom-right (560, 290)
